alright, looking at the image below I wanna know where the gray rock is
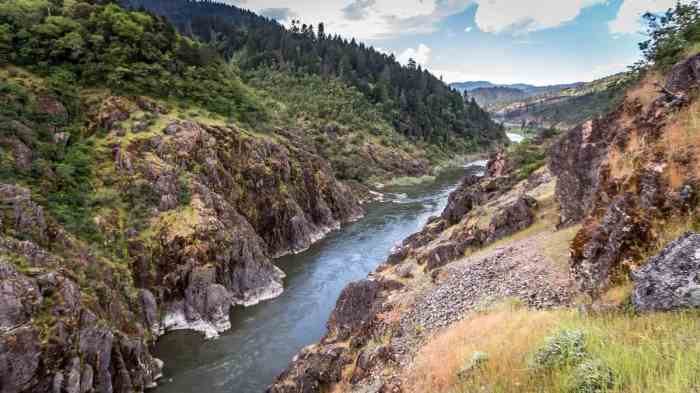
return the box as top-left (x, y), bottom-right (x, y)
top-left (79, 327), bottom-right (114, 393)
top-left (441, 175), bottom-right (482, 225)
top-left (633, 232), bottom-right (700, 311)
top-left (485, 196), bottom-right (537, 243)
top-left (137, 289), bottom-right (160, 336)
top-left (0, 184), bottom-right (49, 246)
top-left (665, 53), bottom-right (700, 93)
top-left (0, 326), bottom-right (41, 393)
top-left (80, 365), bottom-right (94, 393)
top-left (395, 263), bottom-right (415, 279)
top-left (327, 280), bottom-right (384, 340)
top-left (0, 262), bottom-right (41, 332)
top-left (64, 357), bottom-right (82, 393)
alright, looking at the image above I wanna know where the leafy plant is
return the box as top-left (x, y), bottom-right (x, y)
top-left (532, 329), bottom-right (587, 370)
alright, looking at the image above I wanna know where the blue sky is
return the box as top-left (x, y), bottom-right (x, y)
top-left (231, 0), bottom-right (678, 85)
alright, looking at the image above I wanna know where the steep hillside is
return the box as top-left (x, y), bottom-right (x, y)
top-left (450, 81), bottom-right (582, 95)
top-left (121, 0), bottom-right (505, 146)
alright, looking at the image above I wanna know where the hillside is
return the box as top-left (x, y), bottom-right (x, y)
top-left (0, 2), bottom-right (505, 393)
top-left (493, 73), bottom-right (630, 131)
top-left (451, 77), bottom-right (623, 131)
top-left (451, 80), bottom-right (583, 95)
top-left (466, 86), bottom-right (529, 110)
top-left (268, 3), bottom-right (700, 392)
top-left (121, 0), bottom-right (504, 146)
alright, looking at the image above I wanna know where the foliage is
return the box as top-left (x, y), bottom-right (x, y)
top-left (246, 67), bottom-right (389, 132)
top-left (637, 1), bottom-right (700, 71)
top-left (0, 78), bottom-right (101, 241)
top-left (569, 359), bottom-right (615, 393)
top-left (121, 0), bottom-right (505, 145)
top-left (0, 0), bottom-right (263, 121)
top-left (508, 140), bottom-right (547, 180)
top-left (531, 329), bottom-right (587, 370)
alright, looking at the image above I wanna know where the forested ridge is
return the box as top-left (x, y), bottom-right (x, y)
top-left (121, 0), bottom-right (503, 145)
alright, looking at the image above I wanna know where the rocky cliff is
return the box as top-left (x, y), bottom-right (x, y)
top-left (0, 73), bottom-right (366, 392)
top-left (551, 53), bottom-right (700, 296)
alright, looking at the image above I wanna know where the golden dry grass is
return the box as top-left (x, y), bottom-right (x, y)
top-left (406, 305), bottom-right (566, 393)
top-left (404, 306), bottom-right (700, 393)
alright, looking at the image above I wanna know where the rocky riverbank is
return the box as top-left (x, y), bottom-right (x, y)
top-left (267, 52), bottom-right (700, 393)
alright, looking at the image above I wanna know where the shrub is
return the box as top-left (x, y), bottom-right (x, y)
top-left (569, 359), bottom-right (615, 393)
top-left (178, 174), bottom-right (192, 206)
top-left (532, 329), bottom-right (587, 370)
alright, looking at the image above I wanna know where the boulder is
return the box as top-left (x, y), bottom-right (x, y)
top-left (665, 53), bottom-right (700, 93)
top-left (632, 232), bottom-right (700, 311)
top-left (424, 241), bottom-right (469, 271)
top-left (327, 280), bottom-right (384, 340)
top-left (485, 196), bottom-right (537, 243)
top-left (441, 175), bottom-right (483, 225)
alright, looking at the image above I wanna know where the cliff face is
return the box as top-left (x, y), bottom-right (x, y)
top-left (0, 184), bottom-right (163, 393)
top-left (550, 53), bottom-right (700, 296)
top-left (0, 74), bottom-right (365, 391)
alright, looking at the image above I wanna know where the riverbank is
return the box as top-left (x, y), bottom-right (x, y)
top-left (151, 162), bottom-right (488, 393)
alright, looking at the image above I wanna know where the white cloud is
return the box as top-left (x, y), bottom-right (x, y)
top-left (609, 0), bottom-right (677, 35)
top-left (233, 0), bottom-right (681, 41)
top-left (397, 44), bottom-right (432, 66)
top-left (232, 0), bottom-right (465, 40)
top-left (473, 0), bottom-right (605, 35)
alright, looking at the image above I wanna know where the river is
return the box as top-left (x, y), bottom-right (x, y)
top-left (152, 162), bottom-right (486, 393)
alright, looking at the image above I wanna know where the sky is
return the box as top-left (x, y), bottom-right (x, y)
top-left (227, 0), bottom-right (679, 85)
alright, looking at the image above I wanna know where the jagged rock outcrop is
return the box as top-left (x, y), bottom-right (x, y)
top-left (0, 184), bottom-right (163, 393)
top-left (551, 53), bottom-right (700, 296)
top-left (387, 162), bottom-right (541, 272)
top-left (441, 175), bottom-right (484, 225)
top-left (632, 232), bottom-right (700, 311)
top-left (268, 278), bottom-right (403, 392)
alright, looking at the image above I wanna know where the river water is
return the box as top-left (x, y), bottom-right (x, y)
top-left (152, 162), bottom-right (486, 393)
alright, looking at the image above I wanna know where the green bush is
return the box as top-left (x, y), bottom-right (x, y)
top-left (532, 329), bottom-right (587, 370)
top-left (569, 359), bottom-right (615, 393)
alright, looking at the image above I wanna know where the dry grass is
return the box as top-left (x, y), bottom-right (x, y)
top-left (406, 304), bottom-right (567, 393)
top-left (626, 73), bottom-right (662, 111)
top-left (404, 305), bottom-right (700, 393)
top-left (541, 224), bottom-right (581, 271)
top-left (664, 99), bottom-right (700, 189)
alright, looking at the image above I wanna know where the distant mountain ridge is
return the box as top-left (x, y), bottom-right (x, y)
top-left (450, 81), bottom-right (584, 94)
